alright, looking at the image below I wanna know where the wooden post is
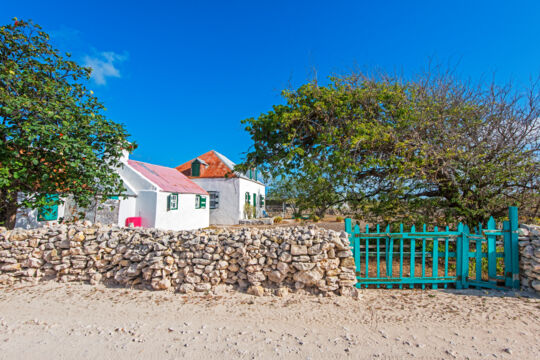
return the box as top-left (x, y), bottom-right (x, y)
top-left (462, 225), bottom-right (470, 289)
top-left (503, 220), bottom-right (512, 288)
top-left (456, 223), bottom-right (464, 289)
top-left (487, 217), bottom-right (496, 285)
top-left (509, 206), bottom-right (520, 289)
top-left (433, 226), bottom-right (439, 290)
top-left (345, 218), bottom-right (352, 234)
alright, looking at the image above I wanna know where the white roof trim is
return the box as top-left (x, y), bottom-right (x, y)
top-left (122, 162), bottom-right (162, 192)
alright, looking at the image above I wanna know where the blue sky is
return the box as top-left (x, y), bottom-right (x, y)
top-left (3, 1), bottom-right (540, 166)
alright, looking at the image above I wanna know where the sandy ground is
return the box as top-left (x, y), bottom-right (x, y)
top-left (0, 283), bottom-right (539, 360)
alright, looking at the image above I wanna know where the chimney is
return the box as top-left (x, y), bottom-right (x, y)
top-left (120, 149), bottom-right (130, 163)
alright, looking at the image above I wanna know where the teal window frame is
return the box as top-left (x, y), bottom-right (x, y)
top-left (37, 194), bottom-right (59, 221)
top-left (259, 194), bottom-right (265, 206)
top-left (245, 192), bottom-right (250, 203)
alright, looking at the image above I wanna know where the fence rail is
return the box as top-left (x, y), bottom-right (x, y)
top-left (345, 207), bottom-right (520, 290)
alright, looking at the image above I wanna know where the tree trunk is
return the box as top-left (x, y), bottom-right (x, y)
top-left (0, 202), bottom-right (18, 229)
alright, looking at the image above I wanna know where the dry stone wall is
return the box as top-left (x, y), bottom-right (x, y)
top-left (0, 223), bottom-right (357, 296)
top-left (519, 224), bottom-right (540, 293)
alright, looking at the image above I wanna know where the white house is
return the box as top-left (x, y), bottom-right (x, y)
top-left (176, 150), bottom-right (266, 225)
top-left (15, 154), bottom-right (210, 231)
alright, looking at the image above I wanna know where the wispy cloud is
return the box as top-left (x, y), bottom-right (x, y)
top-left (83, 51), bottom-right (128, 85)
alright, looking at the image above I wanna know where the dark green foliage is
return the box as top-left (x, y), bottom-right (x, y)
top-left (239, 70), bottom-right (540, 226)
top-left (0, 19), bottom-right (134, 228)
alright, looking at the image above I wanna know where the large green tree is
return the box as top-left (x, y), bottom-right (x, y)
top-left (239, 71), bottom-right (540, 226)
top-left (0, 19), bottom-right (134, 228)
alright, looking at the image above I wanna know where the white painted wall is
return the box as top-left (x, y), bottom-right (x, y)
top-left (190, 178), bottom-right (241, 225)
top-left (14, 162), bottom-right (210, 231)
top-left (190, 177), bottom-right (265, 224)
top-left (117, 196), bottom-right (137, 227)
top-left (153, 192), bottom-right (209, 231)
top-left (134, 190), bottom-right (157, 228)
top-left (239, 178), bottom-right (266, 219)
top-left (14, 196), bottom-right (67, 229)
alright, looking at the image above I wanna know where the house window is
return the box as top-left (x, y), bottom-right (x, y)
top-left (259, 194), bottom-right (265, 206)
top-left (37, 194), bottom-right (59, 221)
top-left (248, 168), bottom-right (257, 181)
top-left (191, 160), bottom-right (200, 177)
top-left (253, 193), bottom-right (257, 207)
top-left (196, 195), bottom-right (207, 209)
top-left (167, 193), bottom-right (179, 210)
top-left (208, 191), bottom-right (219, 209)
top-left (245, 192), bottom-right (250, 203)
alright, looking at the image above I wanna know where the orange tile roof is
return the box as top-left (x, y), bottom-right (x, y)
top-left (176, 150), bottom-right (237, 178)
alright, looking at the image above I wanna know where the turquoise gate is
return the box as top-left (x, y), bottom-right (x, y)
top-left (345, 207), bottom-right (520, 290)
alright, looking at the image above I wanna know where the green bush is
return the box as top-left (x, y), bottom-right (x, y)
top-left (311, 215), bottom-right (320, 222)
top-left (244, 203), bottom-right (255, 219)
top-left (336, 216), bottom-right (344, 222)
top-left (274, 216), bottom-right (283, 224)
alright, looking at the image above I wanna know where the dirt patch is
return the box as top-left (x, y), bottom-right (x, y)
top-left (0, 282), bottom-right (538, 359)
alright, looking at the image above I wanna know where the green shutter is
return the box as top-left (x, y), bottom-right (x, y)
top-left (200, 196), bottom-right (207, 209)
top-left (191, 160), bottom-right (200, 177)
top-left (168, 194), bottom-right (178, 210)
top-left (37, 194), bottom-right (59, 221)
top-left (259, 195), bottom-right (265, 205)
top-left (245, 192), bottom-right (250, 203)
top-left (253, 193), bottom-right (256, 207)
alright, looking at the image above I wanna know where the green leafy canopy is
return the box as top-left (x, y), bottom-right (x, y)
top-left (0, 18), bottom-right (135, 227)
top-left (239, 71), bottom-right (540, 226)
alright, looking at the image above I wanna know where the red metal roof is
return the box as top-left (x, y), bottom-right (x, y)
top-left (128, 160), bottom-right (208, 195)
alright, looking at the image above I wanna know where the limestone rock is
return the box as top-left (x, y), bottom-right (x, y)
top-left (247, 285), bottom-right (265, 296)
top-left (293, 269), bottom-right (323, 286)
top-left (291, 245), bottom-right (308, 256)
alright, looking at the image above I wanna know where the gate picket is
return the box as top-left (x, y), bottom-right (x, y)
top-left (346, 206), bottom-right (520, 290)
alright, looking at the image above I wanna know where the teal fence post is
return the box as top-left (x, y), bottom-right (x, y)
top-left (509, 206), bottom-right (520, 289)
top-left (503, 220), bottom-right (512, 288)
top-left (345, 218), bottom-right (352, 234)
top-left (409, 224), bottom-right (415, 289)
top-left (456, 223), bottom-right (464, 289)
top-left (462, 225), bottom-right (470, 288)
top-left (354, 224), bottom-right (361, 286)
top-left (487, 217), bottom-right (496, 284)
top-left (433, 226), bottom-right (439, 290)
top-left (475, 223), bottom-right (482, 282)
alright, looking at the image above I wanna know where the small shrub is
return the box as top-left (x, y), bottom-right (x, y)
top-left (335, 216), bottom-right (344, 222)
top-left (294, 217), bottom-right (301, 222)
top-left (274, 216), bottom-right (283, 224)
top-left (311, 215), bottom-right (320, 222)
top-left (244, 203), bottom-right (255, 219)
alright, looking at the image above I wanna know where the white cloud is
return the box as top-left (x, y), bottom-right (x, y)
top-left (83, 51), bottom-right (128, 85)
